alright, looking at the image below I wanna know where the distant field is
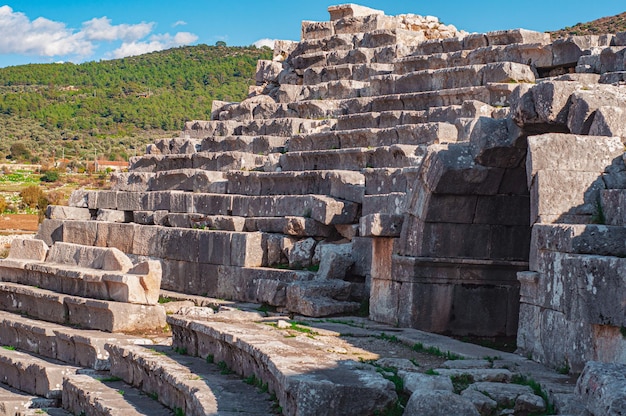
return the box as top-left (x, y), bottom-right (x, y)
top-left (0, 214), bottom-right (38, 232)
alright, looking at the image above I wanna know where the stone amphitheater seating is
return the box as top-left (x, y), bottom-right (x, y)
top-left (1, 2), bottom-right (626, 414)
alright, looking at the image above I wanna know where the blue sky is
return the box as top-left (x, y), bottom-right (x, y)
top-left (0, 1), bottom-right (623, 68)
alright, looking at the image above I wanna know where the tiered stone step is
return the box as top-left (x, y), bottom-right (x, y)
top-left (279, 145), bottom-right (425, 171)
top-left (0, 241), bottom-right (161, 306)
top-left (341, 83), bottom-right (518, 114)
top-left (0, 347), bottom-right (79, 400)
top-left (182, 117), bottom-right (335, 139)
top-left (225, 170), bottom-right (365, 203)
top-left (408, 29), bottom-right (551, 57)
top-left (334, 100), bottom-right (497, 130)
top-left (168, 312), bottom-right (397, 416)
top-left (288, 122), bottom-right (458, 151)
top-left (213, 98), bottom-right (343, 122)
top-left (63, 374), bottom-right (173, 416)
top-left (63, 192), bottom-right (358, 225)
top-left (104, 343), bottom-right (274, 416)
top-left (128, 151), bottom-right (267, 173)
top-left (370, 62), bottom-right (535, 95)
top-left (0, 310), bottom-right (150, 370)
top-left (303, 62), bottom-right (393, 84)
top-left (111, 169), bottom-right (226, 193)
top-left (0, 383), bottom-right (57, 415)
top-left (395, 42), bottom-right (552, 74)
top-left (0, 282), bottom-right (166, 333)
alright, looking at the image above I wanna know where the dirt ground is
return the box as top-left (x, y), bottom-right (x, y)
top-left (0, 214), bottom-right (39, 232)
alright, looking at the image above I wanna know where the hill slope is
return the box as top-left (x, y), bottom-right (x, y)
top-left (0, 45), bottom-right (272, 165)
top-left (550, 11), bottom-right (626, 39)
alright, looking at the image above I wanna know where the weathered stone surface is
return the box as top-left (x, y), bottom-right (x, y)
top-left (469, 116), bottom-right (524, 168)
top-left (96, 208), bottom-right (128, 223)
top-left (567, 86), bottom-right (626, 134)
top-left (46, 205), bottom-right (92, 221)
top-left (460, 389), bottom-right (498, 415)
top-left (7, 238), bottom-right (48, 262)
top-left (589, 106), bottom-right (626, 140)
top-left (168, 314), bottom-right (397, 416)
top-left (405, 390), bottom-right (479, 416)
top-left (287, 237), bottom-right (316, 268)
top-left (526, 133), bottom-right (623, 183)
top-left (316, 242), bottom-right (354, 279)
top-left (399, 372), bottom-right (454, 394)
top-left (577, 361), bottom-right (626, 416)
top-left (0, 347), bottom-right (79, 398)
top-left (465, 382), bottom-right (545, 414)
top-left (359, 213), bottom-right (403, 237)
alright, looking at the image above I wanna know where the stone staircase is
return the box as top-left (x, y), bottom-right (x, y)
top-left (3, 2), bottom-right (626, 415)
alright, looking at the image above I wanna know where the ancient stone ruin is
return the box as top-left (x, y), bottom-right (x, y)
top-left (1, 3), bottom-right (626, 415)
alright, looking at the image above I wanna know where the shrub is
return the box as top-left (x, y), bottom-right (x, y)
top-left (0, 197), bottom-right (6, 213)
top-left (20, 186), bottom-right (46, 209)
top-left (40, 170), bottom-right (59, 182)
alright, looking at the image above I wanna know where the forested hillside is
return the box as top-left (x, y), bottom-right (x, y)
top-left (0, 45), bottom-right (272, 165)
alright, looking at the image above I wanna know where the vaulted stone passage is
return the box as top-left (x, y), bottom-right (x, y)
top-left (371, 118), bottom-right (531, 338)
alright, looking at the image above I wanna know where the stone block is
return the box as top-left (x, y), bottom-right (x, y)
top-left (46, 205), bottom-right (91, 221)
top-left (486, 29), bottom-right (551, 46)
top-left (469, 117), bottom-right (525, 168)
top-left (61, 220), bottom-right (97, 246)
top-left (577, 361), bottom-right (626, 416)
top-left (96, 209), bottom-right (128, 223)
top-left (362, 193), bottom-right (406, 216)
top-left (7, 238), bottom-right (48, 262)
top-left (530, 170), bottom-right (605, 224)
top-left (116, 191), bottom-right (144, 211)
top-left (359, 214), bottom-right (403, 237)
top-left (405, 390), bottom-right (479, 416)
top-left (473, 195), bottom-right (530, 226)
top-left (328, 4), bottom-right (384, 21)
top-left (567, 87), bottom-right (626, 134)
top-left (192, 193), bottom-right (233, 216)
top-left (420, 143), bottom-right (505, 196)
top-left (287, 237), bottom-right (316, 268)
top-left (245, 216), bottom-right (331, 237)
top-left (133, 211), bottom-right (154, 225)
top-left (589, 106), bottom-right (626, 140)
top-left (526, 133), bottom-right (623, 183)
top-left (68, 189), bottom-right (89, 208)
top-left (532, 223), bottom-right (626, 257)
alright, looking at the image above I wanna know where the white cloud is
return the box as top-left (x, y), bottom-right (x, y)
top-left (0, 5), bottom-right (93, 56)
top-left (253, 38), bottom-right (277, 49)
top-left (110, 31), bottom-right (199, 59)
top-left (172, 20), bottom-right (187, 27)
top-left (81, 17), bottom-right (153, 42)
top-left (0, 6), bottom-right (199, 62)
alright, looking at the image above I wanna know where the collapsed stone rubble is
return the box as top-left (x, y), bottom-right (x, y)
top-left (0, 3), bottom-right (624, 415)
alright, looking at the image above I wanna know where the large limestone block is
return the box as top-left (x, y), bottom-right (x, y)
top-left (328, 4), bottom-right (384, 21)
top-left (600, 46), bottom-right (626, 73)
top-left (532, 223), bottom-right (626, 257)
top-left (530, 170), bottom-right (605, 224)
top-left (511, 81), bottom-right (582, 127)
top-left (526, 133), bottom-right (623, 184)
top-left (534, 251), bottom-right (626, 327)
top-left (589, 106), bottom-right (626, 140)
top-left (301, 20), bottom-right (333, 40)
top-left (486, 29), bottom-right (551, 46)
top-left (7, 238), bottom-right (48, 262)
top-left (46, 205), bottom-right (91, 221)
top-left (255, 59), bottom-right (284, 84)
top-left (405, 390), bottom-right (479, 416)
top-left (567, 86), bottom-right (626, 134)
top-left (551, 36), bottom-right (610, 67)
top-left (152, 137), bottom-right (200, 155)
top-left (577, 361), bottom-right (626, 416)
top-left (47, 242), bottom-right (133, 272)
top-left (469, 117), bottom-right (524, 168)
